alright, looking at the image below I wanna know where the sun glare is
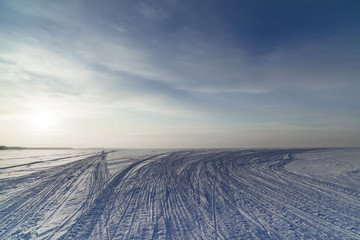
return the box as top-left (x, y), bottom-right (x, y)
top-left (30, 111), bottom-right (58, 132)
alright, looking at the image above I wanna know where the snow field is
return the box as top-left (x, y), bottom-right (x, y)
top-left (0, 148), bottom-right (359, 239)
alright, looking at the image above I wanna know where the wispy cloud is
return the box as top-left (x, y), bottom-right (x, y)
top-left (0, 0), bottom-right (359, 147)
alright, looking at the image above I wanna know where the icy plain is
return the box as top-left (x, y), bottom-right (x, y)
top-left (0, 148), bottom-right (359, 239)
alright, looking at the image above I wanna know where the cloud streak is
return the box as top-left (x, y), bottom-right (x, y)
top-left (0, 0), bottom-right (359, 147)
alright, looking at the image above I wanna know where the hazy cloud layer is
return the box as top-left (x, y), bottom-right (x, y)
top-left (1, 0), bottom-right (359, 147)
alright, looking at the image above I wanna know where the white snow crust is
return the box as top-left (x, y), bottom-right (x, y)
top-left (0, 148), bottom-right (359, 239)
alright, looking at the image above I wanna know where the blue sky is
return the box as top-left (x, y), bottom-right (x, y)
top-left (0, 0), bottom-right (359, 148)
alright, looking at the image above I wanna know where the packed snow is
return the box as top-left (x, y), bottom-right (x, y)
top-left (0, 148), bottom-right (359, 239)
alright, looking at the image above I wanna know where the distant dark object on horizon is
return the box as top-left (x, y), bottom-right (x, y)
top-left (0, 145), bottom-right (72, 150)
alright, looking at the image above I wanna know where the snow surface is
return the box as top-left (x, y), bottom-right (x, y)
top-left (0, 148), bottom-right (359, 239)
top-left (286, 148), bottom-right (360, 189)
top-left (0, 150), bottom-right (99, 179)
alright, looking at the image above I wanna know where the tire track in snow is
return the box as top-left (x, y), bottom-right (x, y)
top-left (1, 149), bottom-right (359, 239)
top-left (0, 151), bottom-right (109, 239)
top-left (59, 153), bottom-right (168, 240)
top-left (88, 149), bottom-right (359, 239)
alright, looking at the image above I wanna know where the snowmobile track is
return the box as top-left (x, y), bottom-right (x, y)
top-left (0, 149), bottom-right (359, 239)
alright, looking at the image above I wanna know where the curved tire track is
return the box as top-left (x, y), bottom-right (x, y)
top-left (1, 149), bottom-right (359, 239)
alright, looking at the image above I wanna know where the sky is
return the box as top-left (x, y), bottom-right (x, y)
top-left (0, 0), bottom-right (359, 148)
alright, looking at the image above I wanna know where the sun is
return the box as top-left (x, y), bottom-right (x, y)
top-left (30, 111), bottom-right (58, 132)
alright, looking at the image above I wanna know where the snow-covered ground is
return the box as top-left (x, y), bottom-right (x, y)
top-left (286, 148), bottom-right (360, 189)
top-left (0, 149), bottom-right (99, 179)
top-left (0, 148), bottom-right (359, 239)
